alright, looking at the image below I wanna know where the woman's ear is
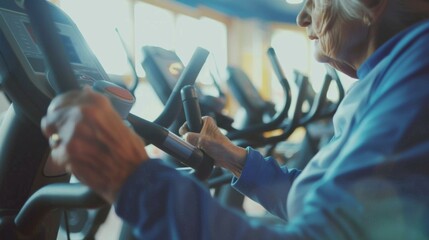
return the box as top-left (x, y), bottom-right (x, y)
top-left (362, 0), bottom-right (389, 24)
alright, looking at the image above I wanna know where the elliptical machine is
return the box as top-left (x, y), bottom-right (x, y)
top-left (0, 0), bottom-right (216, 239)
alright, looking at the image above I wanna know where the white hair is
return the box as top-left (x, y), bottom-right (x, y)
top-left (330, 0), bottom-right (371, 21)
top-left (331, 0), bottom-right (429, 27)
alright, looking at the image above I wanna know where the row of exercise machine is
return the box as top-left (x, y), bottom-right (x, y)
top-left (0, 0), bottom-right (344, 239)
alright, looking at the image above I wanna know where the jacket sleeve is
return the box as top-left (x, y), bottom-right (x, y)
top-left (231, 147), bottom-right (301, 220)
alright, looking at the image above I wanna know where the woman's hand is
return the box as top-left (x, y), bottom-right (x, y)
top-left (179, 116), bottom-right (247, 177)
top-left (41, 87), bottom-right (149, 204)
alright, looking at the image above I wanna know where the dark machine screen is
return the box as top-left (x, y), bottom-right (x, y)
top-left (24, 22), bottom-right (82, 64)
top-left (59, 35), bottom-right (81, 64)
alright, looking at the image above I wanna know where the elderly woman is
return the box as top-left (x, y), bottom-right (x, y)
top-left (42, 0), bottom-right (429, 239)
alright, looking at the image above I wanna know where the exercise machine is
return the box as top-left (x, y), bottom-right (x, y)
top-left (0, 0), bottom-right (215, 239)
top-left (142, 45), bottom-right (233, 133)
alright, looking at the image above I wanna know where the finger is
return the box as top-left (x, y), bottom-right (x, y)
top-left (47, 90), bottom-right (84, 113)
top-left (200, 116), bottom-right (217, 132)
top-left (41, 106), bottom-right (75, 140)
top-left (49, 125), bottom-right (107, 170)
top-left (47, 87), bottom-right (105, 114)
top-left (50, 144), bottom-right (68, 167)
top-left (201, 116), bottom-right (215, 124)
top-left (178, 122), bottom-right (189, 136)
top-left (43, 91), bottom-right (105, 137)
top-left (63, 87), bottom-right (132, 150)
top-left (179, 116), bottom-right (213, 136)
top-left (81, 101), bottom-right (132, 149)
top-left (43, 91), bottom-right (89, 137)
top-left (41, 106), bottom-right (74, 141)
top-left (41, 116), bottom-right (57, 138)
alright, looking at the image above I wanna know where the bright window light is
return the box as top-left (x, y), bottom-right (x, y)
top-left (59, 0), bottom-right (132, 75)
top-left (175, 15), bottom-right (227, 78)
top-left (134, 2), bottom-right (227, 82)
top-left (134, 2), bottom-right (175, 76)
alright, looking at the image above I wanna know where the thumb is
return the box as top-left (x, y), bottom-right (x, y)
top-left (182, 132), bottom-right (200, 147)
top-left (178, 122), bottom-right (189, 136)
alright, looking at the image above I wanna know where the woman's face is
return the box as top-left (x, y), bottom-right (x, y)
top-left (297, 0), bottom-right (370, 74)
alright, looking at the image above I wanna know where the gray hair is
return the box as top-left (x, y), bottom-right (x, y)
top-left (315, 0), bottom-right (370, 36)
top-left (313, 0), bottom-right (429, 59)
top-left (331, 0), bottom-right (429, 28)
top-left (331, 0), bottom-right (371, 21)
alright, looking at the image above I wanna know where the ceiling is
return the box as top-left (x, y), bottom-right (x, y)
top-left (174, 0), bottom-right (304, 24)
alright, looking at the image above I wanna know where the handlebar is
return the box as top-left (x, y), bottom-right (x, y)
top-left (14, 183), bottom-right (106, 236)
top-left (299, 65), bottom-right (345, 125)
top-left (154, 48), bottom-right (209, 128)
top-left (227, 61), bottom-right (344, 148)
top-left (321, 65), bottom-right (345, 117)
top-left (254, 71), bottom-right (309, 146)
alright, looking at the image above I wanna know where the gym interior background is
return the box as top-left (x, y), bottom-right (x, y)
top-left (44, 0), bottom-right (357, 119)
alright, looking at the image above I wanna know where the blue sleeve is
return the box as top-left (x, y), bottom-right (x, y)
top-left (231, 147), bottom-right (301, 220)
top-left (114, 159), bottom-right (304, 240)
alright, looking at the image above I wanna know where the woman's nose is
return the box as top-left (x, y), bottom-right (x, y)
top-left (296, 2), bottom-right (311, 27)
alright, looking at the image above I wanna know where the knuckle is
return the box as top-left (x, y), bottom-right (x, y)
top-left (78, 105), bottom-right (94, 117)
top-left (77, 104), bottom-right (101, 122)
top-left (72, 120), bottom-right (88, 134)
top-left (90, 91), bottom-right (110, 107)
top-left (198, 136), bottom-right (209, 149)
top-left (205, 116), bottom-right (216, 126)
top-left (185, 133), bottom-right (198, 146)
top-left (64, 140), bottom-right (80, 157)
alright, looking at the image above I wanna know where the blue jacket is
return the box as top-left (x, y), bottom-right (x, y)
top-left (115, 20), bottom-right (429, 239)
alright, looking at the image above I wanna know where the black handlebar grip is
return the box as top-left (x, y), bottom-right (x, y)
top-left (181, 85), bottom-right (214, 180)
top-left (181, 85), bottom-right (203, 132)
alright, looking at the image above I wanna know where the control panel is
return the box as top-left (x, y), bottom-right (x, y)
top-left (0, 3), bottom-right (109, 98)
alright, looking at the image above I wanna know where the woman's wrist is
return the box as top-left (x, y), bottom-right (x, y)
top-left (229, 146), bottom-right (247, 178)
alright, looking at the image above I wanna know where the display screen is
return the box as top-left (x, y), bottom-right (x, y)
top-left (24, 22), bottom-right (82, 64)
top-left (59, 35), bottom-right (81, 64)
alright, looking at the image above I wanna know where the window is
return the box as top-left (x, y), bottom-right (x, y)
top-left (134, 2), bottom-right (228, 81)
top-left (59, 0), bottom-right (132, 75)
top-left (271, 28), bottom-right (356, 108)
top-left (134, 2), bottom-right (175, 76)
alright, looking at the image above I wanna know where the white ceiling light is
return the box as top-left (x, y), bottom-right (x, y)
top-left (286, 0), bottom-right (303, 4)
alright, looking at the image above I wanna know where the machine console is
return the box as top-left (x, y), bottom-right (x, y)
top-left (0, 3), bottom-right (109, 98)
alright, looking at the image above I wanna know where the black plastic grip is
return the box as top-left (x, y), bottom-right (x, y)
top-left (181, 85), bottom-right (203, 132)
